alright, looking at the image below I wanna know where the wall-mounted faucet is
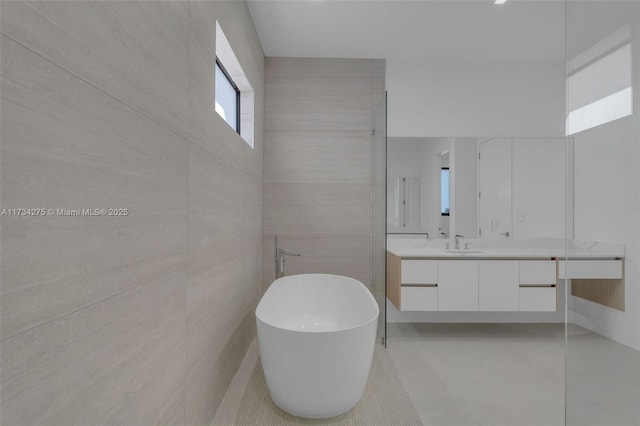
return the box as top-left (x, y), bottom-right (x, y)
top-left (274, 235), bottom-right (300, 278)
top-left (454, 234), bottom-right (464, 250)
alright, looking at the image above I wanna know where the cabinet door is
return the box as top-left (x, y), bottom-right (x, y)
top-left (401, 260), bottom-right (438, 284)
top-left (520, 287), bottom-right (556, 311)
top-left (479, 261), bottom-right (519, 311)
top-left (401, 287), bottom-right (438, 311)
top-left (558, 260), bottom-right (622, 279)
top-left (438, 260), bottom-right (478, 311)
top-left (519, 260), bottom-right (556, 284)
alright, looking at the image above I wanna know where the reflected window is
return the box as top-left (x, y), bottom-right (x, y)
top-left (567, 35), bottom-right (632, 135)
top-left (441, 167), bottom-right (450, 216)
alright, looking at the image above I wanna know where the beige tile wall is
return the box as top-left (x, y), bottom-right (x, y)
top-left (0, 1), bottom-right (264, 425)
top-left (263, 58), bottom-right (385, 290)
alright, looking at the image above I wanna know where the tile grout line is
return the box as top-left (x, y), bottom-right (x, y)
top-left (184, 2), bottom-right (191, 424)
top-left (1, 29), bottom-right (255, 180)
top-left (0, 31), bottom-right (191, 146)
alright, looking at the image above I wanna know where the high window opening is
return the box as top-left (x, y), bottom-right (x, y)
top-left (215, 21), bottom-right (255, 148)
top-left (215, 59), bottom-right (240, 133)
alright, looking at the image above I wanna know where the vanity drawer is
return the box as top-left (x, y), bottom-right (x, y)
top-left (401, 286), bottom-right (438, 311)
top-left (519, 287), bottom-right (556, 311)
top-left (558, 260), bottom-right (622, 279)
top-left (519, 260), bottom-right (556, 285)
top-left (401, 260), bottom-right (438, 284)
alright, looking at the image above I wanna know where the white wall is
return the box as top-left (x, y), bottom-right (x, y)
top-left (572, 112), bottom-right (639, 350)
top-left (512, 138), bottom-right (566, 239)
top-left (570, 14), bottom-right (640, 351)
top-left (387, 139), bottom-right (427, 179)
top-left (451, 138), bottom-right (478, 238)
top-left (387, 60), bottom-right (565, 138)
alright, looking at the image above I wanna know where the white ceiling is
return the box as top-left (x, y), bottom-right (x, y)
top-left (246, 0), bottom-right (567, 63)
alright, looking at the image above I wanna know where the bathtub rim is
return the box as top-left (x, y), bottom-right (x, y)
top-left (255, 273), bottom-right (380, 334)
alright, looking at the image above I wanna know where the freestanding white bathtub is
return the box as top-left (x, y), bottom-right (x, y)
top-left (255, 274), bottom-right (379, 418)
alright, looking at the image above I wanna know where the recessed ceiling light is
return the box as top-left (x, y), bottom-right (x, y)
top-left (495, 0), bottom-right (507, 4)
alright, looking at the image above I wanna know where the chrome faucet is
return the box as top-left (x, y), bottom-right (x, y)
top-left (274, 235), bottom-right (300, 278)
top-left (454, 234), bottom-right (464, 250)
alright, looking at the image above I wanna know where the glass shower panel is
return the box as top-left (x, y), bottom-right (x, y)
top-left (565, 1), bottom-right (640, 425)
top-left (372, 92), bottom-right (387, 346)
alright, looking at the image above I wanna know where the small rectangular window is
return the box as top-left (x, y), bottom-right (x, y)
top-left (215, 58), bottom-right (240, 133)
top-left (215, 21), bottom-right (254, 148)
top-left (441, 167), bottom-right (450, 216)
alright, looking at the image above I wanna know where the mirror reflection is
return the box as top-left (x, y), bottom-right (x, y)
top-left (387, 137), bottom-right (567, 239)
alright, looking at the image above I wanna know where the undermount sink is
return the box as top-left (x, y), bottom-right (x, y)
top-left (445, 249), bottom-right (486, 254)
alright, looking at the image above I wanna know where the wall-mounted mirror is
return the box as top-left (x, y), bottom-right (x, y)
top-left (387, 137), bottom-right (569, 239)
top-left (387, 177), bottom-right (420, 232)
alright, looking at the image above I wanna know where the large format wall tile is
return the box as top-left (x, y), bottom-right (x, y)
top-left (1, 1), bottom-right (264, 425)
top-left (2, 1), bottom-right (261, 424)
top-left (0, 1), bottom-right (189, 136)
top-left (1, 266), bottom-right (186, 425)
top-left (185, 139), bottom-right (260, 425)
top-left (184, 3), bottom-right (264, 424)
top-left (264, 130), bottom-right (372, 184)
top-left (262, 234), bottom-right (372, 290)
top-left (266, 57), bottom-right (373, 80)
top-left (190, 0), bottom-right (264, 89)
top-left (263, 58), bottom-right (384, 292)
top-left (0, 35), bottom-right (188, 339)
top-left (243, 174), bottom-right (264, 249)
top-left (263, 182), bottom-right (372, 236)
top-left (244, 82), bottom-right (265, 181)
top-left (371, 59), bottom-right (386, 112)
top-left (186, 143), bottom-right (245, 260)
top-left (188, 1), bottom-right (265, 181)
top-left (185, 251), bottom-right (257, 426)
top-left (188, 26), bottom-right (247, 173)
top-left (265, 59), bottom-right (371, 132)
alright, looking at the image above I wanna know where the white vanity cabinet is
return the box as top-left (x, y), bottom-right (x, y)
top-left (400, 260), bottom-right (438, 311)
top-left (560, 259), bottom-right (625, 311)
top-left (388, 245), bottom-right (625, 312)
top-left (401, 260), bottom-right (438, 283)
top-left (519, 260), bottom-right (557, 311)
top-left (438, 260), bottom-right (479, 311)
top-left (519, 260), bottom-right (557, 284)
top-left (401, 286), bottom-right (438, 311)
top-left (558, 260), bottom-right (623, 279)
top-left (479, 261), bottom-right (520, 311)
top-left (387, 252), bottom-right (561, 312)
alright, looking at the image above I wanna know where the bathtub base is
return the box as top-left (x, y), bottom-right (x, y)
top-left (272, 398), bottom-right (356, 419)
top-left (257, 319), bottom-right (376, 419)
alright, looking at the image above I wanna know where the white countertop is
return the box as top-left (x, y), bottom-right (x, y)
top-left (386, 239), bottom-right (625, 259)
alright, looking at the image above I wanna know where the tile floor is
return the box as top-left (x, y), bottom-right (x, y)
top-left (565, 324), bottom-right (640, 426)
top-left (386, 323), bottom-right (640, 426)
top-left (212, 339), bottom-right (421, 425)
